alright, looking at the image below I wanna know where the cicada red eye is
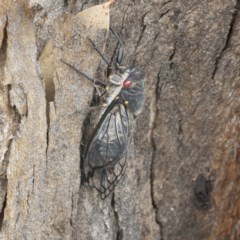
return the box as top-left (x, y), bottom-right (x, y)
top-left (123, 79), bottom-right (132, 89)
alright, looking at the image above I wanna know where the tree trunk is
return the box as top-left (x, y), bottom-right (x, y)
top-left (0, 0), bottom-right (239, 239)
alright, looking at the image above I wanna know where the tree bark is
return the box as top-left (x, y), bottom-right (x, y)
top-left (0, 0), bottom-right (240, 240)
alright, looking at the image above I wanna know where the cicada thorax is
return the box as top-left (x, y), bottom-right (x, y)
top-left (120, 68), bottom-right (145, 117)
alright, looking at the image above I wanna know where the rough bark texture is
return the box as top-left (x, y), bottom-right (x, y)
top-left (0, 0), bottom-right (240, 240)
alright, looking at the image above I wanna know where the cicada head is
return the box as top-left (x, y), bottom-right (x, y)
top-left (120, 68), bottom-right (145, 117)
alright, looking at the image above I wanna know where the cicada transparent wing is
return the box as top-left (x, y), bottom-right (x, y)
top-left (83, 98), bottom-right (129, 199)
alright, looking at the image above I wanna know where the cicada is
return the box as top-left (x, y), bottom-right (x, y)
top-left (62, 29), bottom-right (145, 199)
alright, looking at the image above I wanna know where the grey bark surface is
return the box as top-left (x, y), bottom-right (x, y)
top-left (0, 1), bottom-right (240, 240)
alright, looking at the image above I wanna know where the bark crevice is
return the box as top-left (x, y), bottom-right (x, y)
top-left (169, 42), bottom-right (177, 69)
top-left (159, 8), bottom-right (171, 20)
top-left (149, 68), bottom-right (163, 239)
top-left (0, 196), bottom-right (6, 231)
top-left (0, 139), bottom-right (12, 231)
top-left (0, 17), bottom-right (8, 64)
top-left (161, 0), bottom-right (172, 9)
top-left (135, 10), bottom-right (149, 51)
top-left (110, 6), bottom-right (129, 66)
top-left (0, 21), bottom-right (8, 229)
top-left (211, 0), bottom-right (240, 79)
top-left (70, 192), bottom-right (74, 228)
top-left (111, 193), bottom-right (123, 240)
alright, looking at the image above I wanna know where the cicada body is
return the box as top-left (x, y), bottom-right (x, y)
top-left (84, 68), bottom-right (145, 199)
top-left (62, 29), bottom-right (145, 199)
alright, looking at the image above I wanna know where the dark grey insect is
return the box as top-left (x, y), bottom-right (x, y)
top-left (62, 28), bottom-right (145, 199)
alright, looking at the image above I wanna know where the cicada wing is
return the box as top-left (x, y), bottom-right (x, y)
top-left (91, 154), bottom-right (127, 199)
top-left (83, 100), bottom-right (129, 198)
